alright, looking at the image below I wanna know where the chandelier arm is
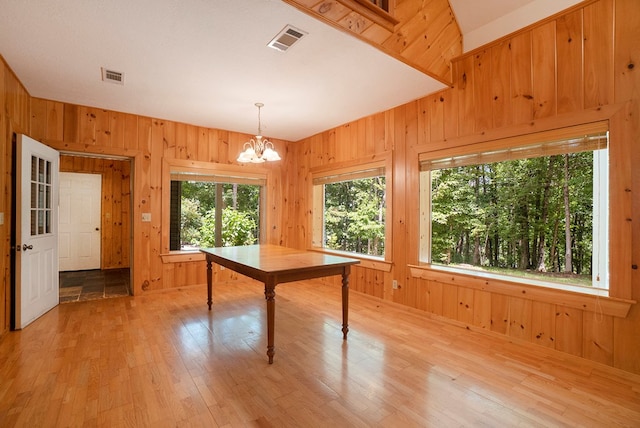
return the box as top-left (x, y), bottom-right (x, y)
top-left (238, 103), bottom-right (280, 163)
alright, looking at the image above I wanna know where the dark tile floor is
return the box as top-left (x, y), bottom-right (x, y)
top-left (59, 268), bottom-right (131, 303)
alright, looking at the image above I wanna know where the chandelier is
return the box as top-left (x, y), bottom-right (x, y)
top-left (237, 103), bottom-right (281, 163)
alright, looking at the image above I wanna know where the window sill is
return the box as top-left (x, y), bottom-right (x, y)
top-left (408, 264), bottom-right (635, 318)
top-left (309, 247), bottom-right (392, 272)
top-left (160, 251), bottom-right (205, 264)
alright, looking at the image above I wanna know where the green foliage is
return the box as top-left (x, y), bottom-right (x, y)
top-left (323, 176), bottom-right (385, 256)
top-left (199, 208), bottom-right (257, 247)
top-left (181, 182), bottom-right (216, 213)
top-left (430, 151), bottom-right (598, 285)
top-left (180, 198), bottom-right (203, 247)
top-left (175, 181), bottom-right (260, 248)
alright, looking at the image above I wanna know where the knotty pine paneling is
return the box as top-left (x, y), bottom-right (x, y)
top-left (283, 0), bottom-right (462, 84)
top-left (456, 287), bottom-right (474, 326)
top-left (583, 312), bottom-right (614, 366)
top-left (1, 59), bottom-right (31, 336)
top-left (510, 31), bottom-right (535, 124)
top-left (286, 0), bottom-right (639, 374)
top-left (584, 0), bottom-right (614, 108)
top-left (490, 293), bottom-right (510, 335)
top-left (556, 9), bottom-right (584, 114)
top-left (531, 301), bottom-right (556, 349)
top-left (611, 0), bottom-right (640, 374)
top-left (472, 290), bottom-right (492, 330)
top-left (508, 297), bottom-right (532, 341)
top-left (441, 283), bottom-right (458, 320)
top-left (427, 280), bottom-right (444, 316)
top-left (428, 93), bottom-right (445, 142)
top-left (455, 55), bottom-right (475, 136)
top-left (391, 104), bottom-right (408, 305)
top-left (26, 97), bottom-right (288, 297)
top-left (531, 21), bottom-right (557, 119)
top-left (1, 0), bottom-right (639, 375)
top-left (148, 120), bottom-right (165, 291)
top-left (473, 49), bottom-right (493, 133)
top-left (490, 40), bottom-right (512, 129)
top-left (414, 277), bottom-right (428, 311)
top-left (555, 306), bottom-right (584, 357)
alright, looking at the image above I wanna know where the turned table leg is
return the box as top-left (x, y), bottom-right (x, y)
top-left (342, 266), bottom-right (350, 340)
top-left (264, 279), bottom-right (276, 364)
top-left (206, 259), bottom-right (213, 310)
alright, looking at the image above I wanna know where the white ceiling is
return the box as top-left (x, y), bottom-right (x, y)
top-left (450, 0), bottom-right (583, 51)
top-left (0, 0), bottom-right (582, 142)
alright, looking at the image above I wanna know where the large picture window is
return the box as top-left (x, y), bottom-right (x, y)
top-left (419, 131), bottom-right (609, 291)
top-left (169, 168), bottom-right (265, 251)
top-left (312, 161), bottom-right (387, 258)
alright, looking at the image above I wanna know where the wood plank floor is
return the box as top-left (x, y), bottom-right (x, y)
top-left (1, 278), bottom-right (639, 427)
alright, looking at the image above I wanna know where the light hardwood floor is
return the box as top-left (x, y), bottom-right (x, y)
top-left (1, 278), bottom-right (639, 427)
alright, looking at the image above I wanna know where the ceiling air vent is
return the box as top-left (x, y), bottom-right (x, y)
top-left (267, 25), bottom-right (307, 52)
top-left (101, 67), bottom-right (124, 85)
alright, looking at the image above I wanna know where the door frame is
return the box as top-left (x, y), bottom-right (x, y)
top-left (9, 132), bottom-right (18, 330)
top-left (57, 152), bottom-right (134, 286)
top-left (9, 143), bottom-right (136, 329)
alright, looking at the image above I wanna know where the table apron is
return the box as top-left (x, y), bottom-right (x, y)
top-left (268, 265), bottom-right (351, 286)
top-left (205, 255), bottom-right (351, 286)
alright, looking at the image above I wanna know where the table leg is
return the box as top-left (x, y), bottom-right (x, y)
top-left (342, 266), bottom-right (350, 340)
top-left (206, 259), bottom-right (213, 310)
top-left (264, 279), bottom-right (276, 364)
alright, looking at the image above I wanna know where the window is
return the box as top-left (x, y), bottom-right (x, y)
top-left (169, 167), bottom-right (265, 251)
top-left (419, 130), bottom-right (609, 290)
top-left (30, 155), bottom-right (53, 235)
top-left (312, 161), bottom-right (387, 258)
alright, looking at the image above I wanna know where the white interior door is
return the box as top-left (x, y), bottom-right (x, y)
top-left (59, 172), bottom-right (101, 271)
top-left (15, 134), bottom-right (60, 329)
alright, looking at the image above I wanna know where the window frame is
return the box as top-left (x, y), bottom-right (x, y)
top-left (162, 158), bottom-right (269, 256)
top-left (310, 154), bottom-right (392, 262)
top-left (418, 122), bottom-right (613, 295)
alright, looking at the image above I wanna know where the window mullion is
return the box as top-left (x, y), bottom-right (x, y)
top-left (215, 183), bottom-right (223, 247)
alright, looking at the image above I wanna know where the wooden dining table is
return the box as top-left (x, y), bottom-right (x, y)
top-left (200, 245), bottom-right (360, 363)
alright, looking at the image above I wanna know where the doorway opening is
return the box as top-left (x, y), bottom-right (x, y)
top-left (58, 154), bottom-right (133, 302)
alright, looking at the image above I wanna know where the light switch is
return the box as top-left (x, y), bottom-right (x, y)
top-left (142, 213), bottom-right (151, 222)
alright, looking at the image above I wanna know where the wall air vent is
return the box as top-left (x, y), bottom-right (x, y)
top-left (101, 68), bottom-right (124, 85)
top-left (267, 25), bottom-right (307, 52)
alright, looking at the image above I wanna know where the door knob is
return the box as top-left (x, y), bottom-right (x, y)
top-left (23, 244), bottom-right (33, 251)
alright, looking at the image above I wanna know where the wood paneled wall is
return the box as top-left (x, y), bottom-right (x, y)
top-left (27, 103), bottom-right (289, 297)
top-left (284, 0), bottom-right (640, 374)
top-left (0, 64), bottom-right (289, 333)
top-left (0, 59), bottom-right (31, 335)
top-left (282, 0), bottom-right (462, 83)
top-left (59, 155), bottom-right (131, 269)
top-left (1, 0), bottom-right (638, 375)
